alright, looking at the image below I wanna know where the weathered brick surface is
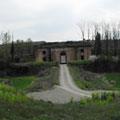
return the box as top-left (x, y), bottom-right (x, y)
top-left (35, 46), bottom-right (91, 62)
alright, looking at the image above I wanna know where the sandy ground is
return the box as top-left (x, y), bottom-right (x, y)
top-left (27, 65), bottom-right (92, 104)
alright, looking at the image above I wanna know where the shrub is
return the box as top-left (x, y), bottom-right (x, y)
top-left (93, 92), bottom-right (117, 104)
top-left (32, 61), bottom-right (58, 67)
top-left (79, 98), bottom-right (91, 105)
top-left (80, 92), bottom-right (118, 105)
top-left (92, 93), bottom-right (100, 101)
top-left (0, 61), bottom-right (58, 77)
top-left (71, 57), bottom-right (120, 73)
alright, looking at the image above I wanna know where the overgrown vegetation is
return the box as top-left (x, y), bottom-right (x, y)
top-left (0, 91), bottom-right (120, 120)
top-left (0, 61), bottom-right (58, 77)
top-left (27, 66), bottom-right (59, 92)
top-left (0, 61), bottom-right (59, 92)
top-left (68, 60), bottom-right (91, 66)
top-left (80, 92), bottom-right (118, 105)
top-left (0, 76), bottom-right (37, 91)
top-left (69, 64), bottom-right (120, 90)
top-left (69, 58), bottom-right (120, 73)
top-left (87, 58), bottom-right (120, 73)
top-left (0, 84), bottom-right (29, 103)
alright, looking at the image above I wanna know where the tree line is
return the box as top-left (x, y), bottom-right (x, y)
top-left (78, 21), bottom-right (120, 58)
top-left (0, 32), bottom-right (34, 62)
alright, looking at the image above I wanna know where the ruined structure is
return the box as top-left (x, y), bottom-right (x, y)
top-left (34, 41), bottom-right (92, 64)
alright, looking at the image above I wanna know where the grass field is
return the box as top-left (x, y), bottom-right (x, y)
top-left (0, 84), bottom-right (29, 103)
top-left (0, 64), bottom-right (120, 119)
top-left (0, 91), bottom-right (120, 120)
top-left (69, 65), bottom-right (120, 90)
top-left (0, 81), bottom-right (120, 120)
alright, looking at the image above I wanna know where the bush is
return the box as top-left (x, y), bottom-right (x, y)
top-left (70, 57), bottom-right (120, 73)
top-left (32, 61), bottom-right (58, 67)
top-left (0, 61), bottom-right (58, 77)
top-left (80, 92), bottom-right (118, 106)
top-left (92, 92), bottom-right (117, 104)
top-left (92, 93), bottom-right (100, 101)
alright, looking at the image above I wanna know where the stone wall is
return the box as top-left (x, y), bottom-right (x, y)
top-left (77, 47), bottom-right (91, 60)
top-left (51, 47), bottom-right (76, 63)
top-left (35, 47), bottom-right (92, 63)
top-left (35, 49), bottom-right (49, 62)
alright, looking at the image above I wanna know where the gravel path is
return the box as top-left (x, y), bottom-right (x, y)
top-left (27, 64), bottom-right (92, 104)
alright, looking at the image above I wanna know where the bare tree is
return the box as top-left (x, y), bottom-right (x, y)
top-left (104, 23), bottom-right (110, 57)
top-left (0, 32), bottom-right (12, 61)
top-left (92, 22), bottom-right (100, 40)
top-left (77, 21), bottom-right (86, 40)
top-left (87, 22), bottom-right (91, 40)
top-left (112, 23), bottom-right (119, 56)
top-left (26, 38), bottom-right (33, 55)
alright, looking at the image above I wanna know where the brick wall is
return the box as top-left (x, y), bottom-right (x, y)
top-left (35, 47), bottom-right (91, 62)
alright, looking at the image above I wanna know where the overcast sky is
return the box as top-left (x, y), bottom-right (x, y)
top-left (0, 0), bottom-right (120, 42)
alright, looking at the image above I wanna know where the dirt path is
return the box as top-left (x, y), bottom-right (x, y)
top-left (59, 64), bottom-right (91, 96)
top-left (27, 64), bottom-right (92, 104)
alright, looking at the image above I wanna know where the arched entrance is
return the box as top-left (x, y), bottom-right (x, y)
top-left (60, 51), bottom-right (67, 64)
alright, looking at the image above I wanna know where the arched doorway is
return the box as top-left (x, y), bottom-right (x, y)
top-left (60, 51), bottom-right (67, 64)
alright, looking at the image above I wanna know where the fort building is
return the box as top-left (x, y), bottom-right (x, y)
top-left (34, 41), bottom-right (92, 64)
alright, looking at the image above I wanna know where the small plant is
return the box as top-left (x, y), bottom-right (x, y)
top-left (92, 93), bottom-right (100, 101)
top-left (80, 92), bottom-right (117, 106)
top-left (92, 92), bottom-right (117, 104)
top-left (80, 98), bottom-right (91, 105)
top-left (100, 92), bottom-right (108, 101)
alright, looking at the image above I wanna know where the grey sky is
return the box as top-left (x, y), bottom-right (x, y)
top-left (0, 0), bottom-right (120, 42)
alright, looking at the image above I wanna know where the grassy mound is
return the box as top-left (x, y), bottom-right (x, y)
top-left (0, 76), bottom-right (37, 91)
top-left (27, 66), bottom-right (59, 92)
top-left (0, 84), bottom-right (29, 103)
top-left (69, 65), bottom-right (120, 90)
top-left (0, 62), bottom-right (59, 92)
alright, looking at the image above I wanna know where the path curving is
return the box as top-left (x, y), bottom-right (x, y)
top-left (27, 64), bottom-right (92, 104)
top-left (59, 64), bottom-right (91, 97)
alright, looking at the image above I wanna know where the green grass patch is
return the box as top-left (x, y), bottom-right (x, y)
top-left (69, 65), bottom-right (120, 90)
top-left (0, 93), bottom-right (120, 120)
top-left (0, 84), bottom-right (29, 103)
top-left (0, 65), bottom-right (59, 92)
top-left (69, 65), bottom-right (91, 89)
top-left (0, 76), bottom-right (37, 91)
top-left (31, 61), bottom-right (58, 67)
top-left (80, 92), bottom-right (118, 106)
top-left (68, 60), bottom-right (91, 65)
top-left (105, 73), bottom-right (120, 90)
top-left (10, 76), bottom-right (37, 90)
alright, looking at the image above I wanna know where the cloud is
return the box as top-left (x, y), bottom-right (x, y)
top-left (0, 0), bottom-right (120, 41)
top-left (75, 0), bottom-right (120, 22)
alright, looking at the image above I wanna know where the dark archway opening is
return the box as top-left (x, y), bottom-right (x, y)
top-left (60, 51), bottom-right (67, 64)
